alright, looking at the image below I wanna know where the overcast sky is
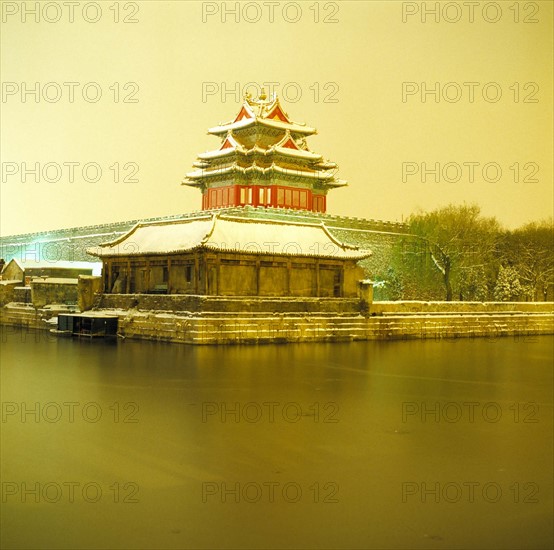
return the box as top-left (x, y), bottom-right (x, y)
top-left (1, 0), bottom-right (552, 235)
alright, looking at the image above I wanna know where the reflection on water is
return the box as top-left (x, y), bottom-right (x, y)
top-left (1, 329), bottom-right (553, 549)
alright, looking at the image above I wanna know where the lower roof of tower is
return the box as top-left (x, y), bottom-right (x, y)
top-left (183, 163), bottom-right (346, 187)
top-left (197, 145), bottom-right (322, 161)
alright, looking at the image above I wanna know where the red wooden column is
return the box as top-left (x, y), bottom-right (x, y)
top-left (229, 186), bottom-right (237, 207)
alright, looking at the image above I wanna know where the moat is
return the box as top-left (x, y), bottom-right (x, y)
top-left (1, 331), bottom-right (552, 549)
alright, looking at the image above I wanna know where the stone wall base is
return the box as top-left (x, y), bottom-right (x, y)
top-left (2, 302), bottom-right (553, 345)
top-left (114, 311), bottom-right (554, 344)
top-left (98, 294), bottom-right (362, 313)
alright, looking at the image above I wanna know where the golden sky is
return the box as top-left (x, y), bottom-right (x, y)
top-left (1, 0), bottom-right (552, 234)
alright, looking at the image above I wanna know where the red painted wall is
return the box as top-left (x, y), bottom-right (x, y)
top-left (202, 185), bottom-right (326, 212)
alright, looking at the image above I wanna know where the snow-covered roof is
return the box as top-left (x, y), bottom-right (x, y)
top-left (209, 116), bottom-right (316, 136)
top-left (196, 143), bottom-right (322, 162)
top-left (3, 259), bottom-right (102, 276)
top-left (273, 146), bottom-right (322, 160)
top-left (0, 279), bottom-right (22, 285)
top-left (185, 162), bottom-right (345, 186)
top-left (208, 95), bottom-right (316, 136)
top-left (87, 214), bottom-right (371, 260)
top-left (183, 94), bottom-right (348, 194)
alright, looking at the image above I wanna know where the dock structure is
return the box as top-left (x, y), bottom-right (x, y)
top-left (56, 313), bottom-right (118, 338)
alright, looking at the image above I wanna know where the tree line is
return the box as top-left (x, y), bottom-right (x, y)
top-left (384, 204), bottom-right (553, 302)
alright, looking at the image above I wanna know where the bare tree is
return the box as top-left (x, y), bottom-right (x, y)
top-left (408, 204), bottom-right (501, 301)
top-left (498, 220), bottom-right (554, 301)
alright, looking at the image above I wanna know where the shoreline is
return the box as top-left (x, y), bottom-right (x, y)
top-left (2, 300), bottom-right (553, 345)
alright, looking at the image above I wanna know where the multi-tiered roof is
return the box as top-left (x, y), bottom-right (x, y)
top-left (182, 90), bottom-right (346, 213)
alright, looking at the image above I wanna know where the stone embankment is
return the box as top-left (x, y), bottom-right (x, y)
top-left (1, 298), bottom-right (552, 344)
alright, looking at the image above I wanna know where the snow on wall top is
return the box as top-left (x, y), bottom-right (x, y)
top-left (4, 259), bottom-right (103, 276)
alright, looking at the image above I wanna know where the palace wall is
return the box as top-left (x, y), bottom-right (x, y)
top-left (78, 276), bottom-right (103, 312)
top-left (0, 207), bottom-right (439, 300)
top-left (30, 278), bottom-right (78, 308)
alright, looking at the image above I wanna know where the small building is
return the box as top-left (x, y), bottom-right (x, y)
top-left (0, 259), bottom-right (102, 285)
top-left (87, 214), bottom-right (371, 298)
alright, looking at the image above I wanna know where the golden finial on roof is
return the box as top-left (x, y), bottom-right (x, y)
top-left (259, 88), bottom-right (267, 101)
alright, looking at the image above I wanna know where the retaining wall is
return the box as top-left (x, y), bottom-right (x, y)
top-left (98, 294), bottom-right (363, 313)
top-left (2, 300), bottom-right (552, 345)
top-left (103, 310), bottom-right (554, 344)
top-left (370, 301), bottom-right (554, 314)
